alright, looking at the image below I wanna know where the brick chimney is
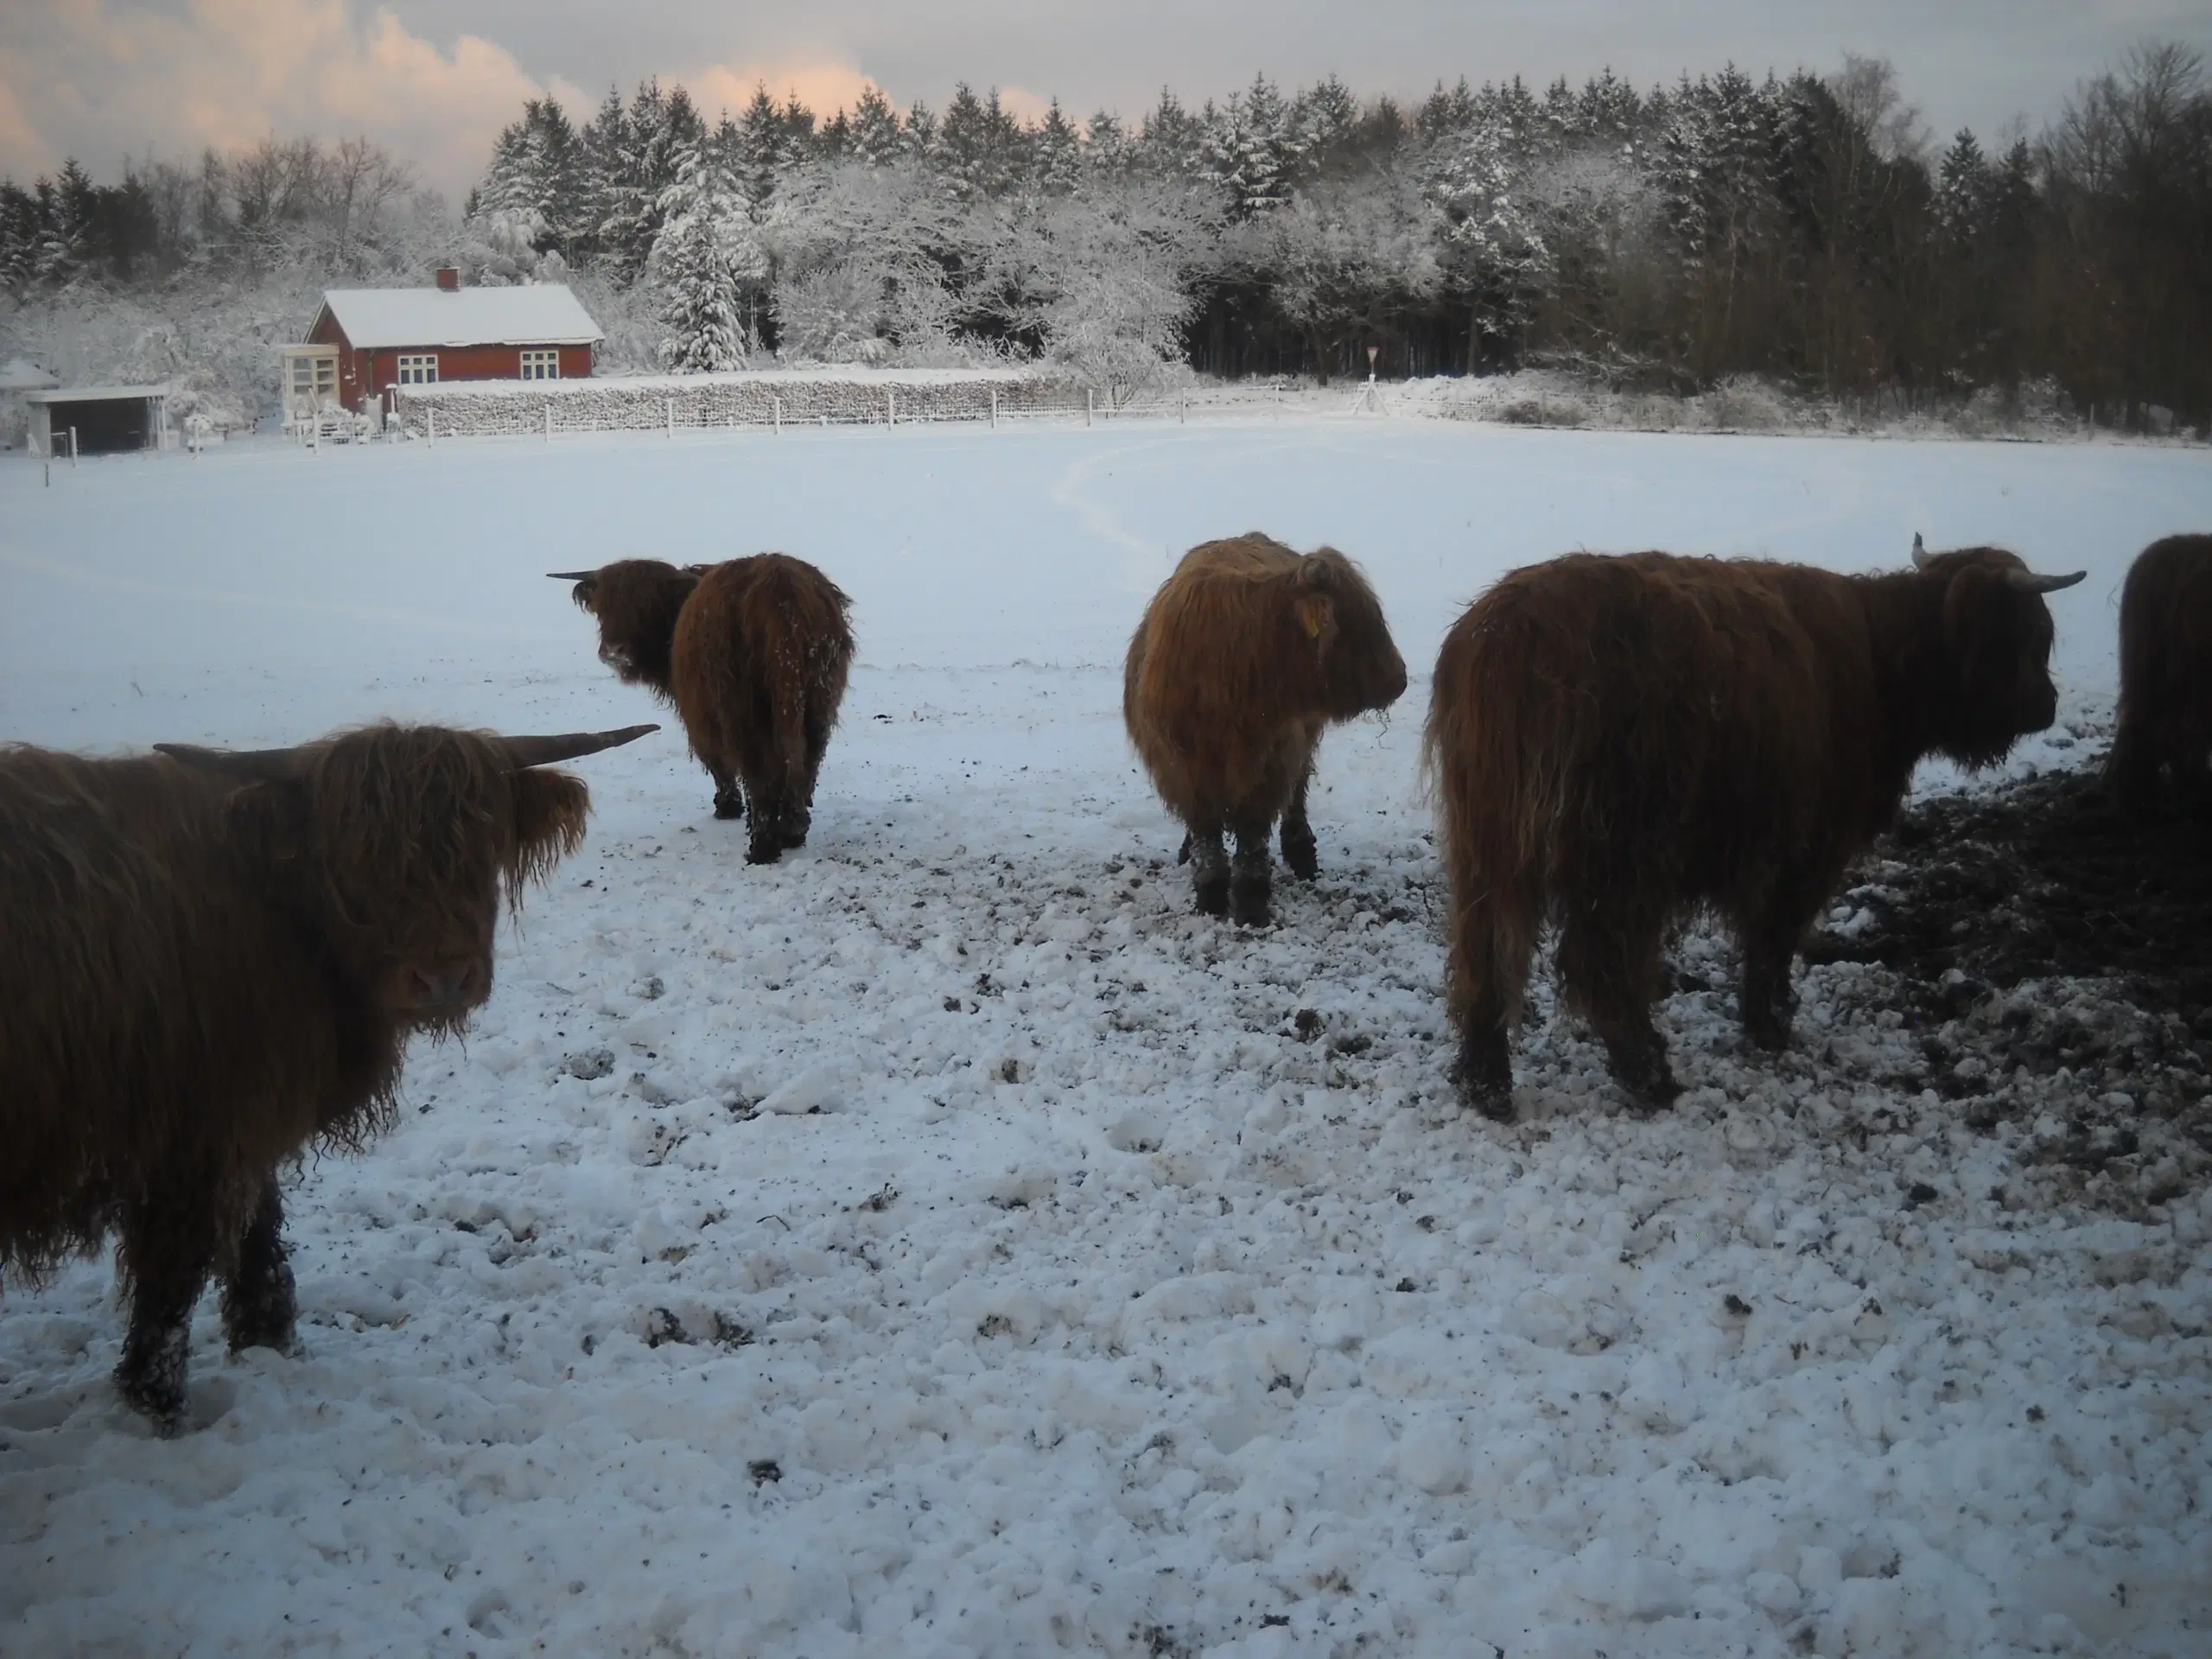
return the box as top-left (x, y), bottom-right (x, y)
top-left (435, 266), bottom-right (461, 292)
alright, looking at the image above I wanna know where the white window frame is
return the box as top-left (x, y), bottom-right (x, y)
top-left (397, 353), bottom-right (439, 386)
top-left (518, 348), bottom-right (561, 381)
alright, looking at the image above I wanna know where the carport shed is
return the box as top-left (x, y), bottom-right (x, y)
top-left (25, 386), bottom-right (173, 458)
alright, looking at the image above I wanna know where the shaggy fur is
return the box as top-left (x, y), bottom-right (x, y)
top-left (1426, 545), bottom-right (2079, 1120)
top-left (1125, 533), bottom-right (1407, 925)
top-left (0, 724), bottom-right (598, 1431)
top-left (2108, 534), bottom-right (2212, 817)
top-left (567, 555), bottom-right (855, 862)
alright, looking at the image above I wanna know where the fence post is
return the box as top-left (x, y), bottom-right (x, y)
top-left (887, 388), bottom-right (895, 426)
top-left (1179, 391), bottom-right (1185, 424)
top-left (990, 387), bottom-right (998, 429)
top-left (1085, 389), bottom-right (1094, 428)
top-left (774, 395), bottom-right (781, 434)
top-left (667, 397), bottom-right (675, 438)
top-left (545, 404), bottom-right (552, 443)
top-left (71, 425), bottom-right (80, 464)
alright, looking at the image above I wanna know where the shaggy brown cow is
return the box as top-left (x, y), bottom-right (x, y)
top-left (554, 554), bottom-right (855, 863)
top-left (1427, 536), bottom-right (2084, 1120)
top-left (0, 720), bottom-right (652, 1431)
top-left (1125, 532), bottom-right (1407, 925)
top-left (2107, 533), bottom-right (2212, 817)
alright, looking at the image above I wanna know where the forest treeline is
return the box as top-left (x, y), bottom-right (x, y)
top-left (3, 45), bottom-right (2208, 426)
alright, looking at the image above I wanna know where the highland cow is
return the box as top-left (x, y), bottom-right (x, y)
top-left (1124, 533), bottom-right (1408, 925)
top-left (0, 721), bottom-right (652, 1431)
top-left (554, 555), bottom-right (855, 863)
top-left (1427, 536), bottom-right (2084, 1120)
top-left (2107, 533), bottom-right (2212, 817)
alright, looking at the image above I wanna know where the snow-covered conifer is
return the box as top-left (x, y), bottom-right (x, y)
top-left (651, 135), bottom-right (765, 371)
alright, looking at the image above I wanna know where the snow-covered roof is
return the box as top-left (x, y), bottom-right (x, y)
top-left (25, 384), bottom-right (171, 403)
top-left (314, 285), bottom-right (604, 350)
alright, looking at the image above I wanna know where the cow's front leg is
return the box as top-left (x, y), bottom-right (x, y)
top-left (222, 1173), bottom-right (299, 1357)
top-left (1187, 825), bottom-right (1229, 916)
top-left (1280, 766), bottom-right (1319, 881)
top-left (709, 764), bottom-right (746, 821)
top-left (115, 1191), bottom-right (219, 1434)
top-left (1230, 817), bottom-right (1274, 927)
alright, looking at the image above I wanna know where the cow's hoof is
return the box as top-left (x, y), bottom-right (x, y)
top-left (1281, 832), bottom-right (1319, 881)
top-left (1230, 887), bottom-right (1272, 927)
top-left (1462, 1083), bottom-right (1516, 1122)
top-left (779, 814), bottom-right (810, 850)
top-left (713, 796), bottom-right (745, 821)
top-left (1176, 835), bottom-right (1193, 866)
top-left (745, 842), bottom-right (784, 866)
top-left (1742, 1014), bottom-right (1793, 1053)
top-left (1614, 1061), bottom-right (1681, 1114)
top-left (1193, 880), bottom-right (1230, 918)
top-left (114, 1370), bottom-right (186, 1437)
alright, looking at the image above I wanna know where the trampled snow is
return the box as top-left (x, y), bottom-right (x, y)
top-left (2, 416), bottom-right (2209, 1656)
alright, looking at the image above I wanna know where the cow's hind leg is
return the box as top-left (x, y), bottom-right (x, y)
top-left (744, 766), bottom-right (788, 865)
top-left (1187, 826), bottom-right (1230, 916)
top-left (1452, 985), bottom-right (1517, 1122)
top-left (708, 762), bottom-right (746, 821)
top-left (1280, 766), bottom-right (1319, 880)
top-left (1230, 817), bottom-right (1275, 926)
top-left (115, 1188), bottom-right (219, 1433)
top-left (1558, 901), bottom-right (1679, 1110)
top-left (222, 1173), bottom-right (299, 1357)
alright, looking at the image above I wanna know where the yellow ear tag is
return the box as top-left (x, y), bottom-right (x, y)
top-left (1300, 602), bottom-right (1325, 639)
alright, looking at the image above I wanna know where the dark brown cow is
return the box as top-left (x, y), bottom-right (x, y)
top-left (1426, 536), bottom-right (2084, 1119)
top-left (554, 555), bottom-right (855, 863)
top-left (0, 721), bottom-right (652, 1431)
top-left (2108, 533), bottom-right (2212, 817)
top-left (1124, 532), bottom-right (1407, 925)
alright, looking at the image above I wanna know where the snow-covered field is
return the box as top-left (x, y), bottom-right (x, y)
top-left (3, 417), bottom-right (2209, 1657)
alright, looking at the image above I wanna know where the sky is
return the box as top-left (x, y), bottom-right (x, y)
top-left (3, 0), bottom-right (2209, 197)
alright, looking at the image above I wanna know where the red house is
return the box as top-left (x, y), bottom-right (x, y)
top-left (285, 270), bottom-right (604, 419)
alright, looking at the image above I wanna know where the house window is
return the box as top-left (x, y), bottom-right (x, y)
top-left (397, 354), bottom-right (438, 385)
top-left (519, 349), bottom-right (561, 381)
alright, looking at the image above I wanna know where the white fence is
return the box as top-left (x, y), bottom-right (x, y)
top-left (388, 370), bottom-right (1136, 441)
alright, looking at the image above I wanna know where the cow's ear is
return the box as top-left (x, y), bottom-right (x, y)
top-left (505, 769), bottom-right (590, 899)
top-left (225, 779), bottom-right (312, 864)
top-left (1294, 593), bottom-right (1338, 654)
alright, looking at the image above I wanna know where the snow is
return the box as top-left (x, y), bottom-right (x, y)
top-left (315, 286), bottom-right (606, 350)
top-left (3, 416), bottom-right (2210, 1656)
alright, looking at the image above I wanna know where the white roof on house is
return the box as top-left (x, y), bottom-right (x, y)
top-left (25, 384), bottom-right (171, 403)
top-left (315, 285), bottom-right (604, 350)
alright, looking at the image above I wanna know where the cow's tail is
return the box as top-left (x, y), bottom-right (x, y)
top-left (1424, 597), bottom-right (1549, 1029)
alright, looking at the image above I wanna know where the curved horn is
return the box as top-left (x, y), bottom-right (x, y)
top-left (546, 569), bottom-right (598, 581)
top-left (153, 741), bottom-right (311, 780)
top-left (497, 723), bottom-right (659, 770)
top-left (1910, 532), bottom-right (1930, 569)
top-left (2005, 567), bottom-right (2088, 594)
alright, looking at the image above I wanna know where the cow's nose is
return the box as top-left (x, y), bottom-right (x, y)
top-left (411, 964), bottom-right (477, 1007)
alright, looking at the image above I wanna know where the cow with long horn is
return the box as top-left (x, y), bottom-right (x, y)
top-left (0, 720), bottom-right (652, 1431)
top-left (554, 555), bottom-right (855, 863)
top-left (1427, 536), bottom-right (2085, 1120)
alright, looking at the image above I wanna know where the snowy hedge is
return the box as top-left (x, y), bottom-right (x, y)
top-left (391, 368), bottom-right (1094, 439)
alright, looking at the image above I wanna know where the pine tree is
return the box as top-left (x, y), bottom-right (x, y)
top-left (36, 160), bottom-right (97, 285)
top-left (0, 179), bottom-right (40, 294)
top-left (1033, 100), bottom-right (1083, 196)
top-left (735, 87), bottom-right (789, 207)
top-left (1202, 74), bottom-right (1300, 218)
top-left (1138, 89), bottom-right (1205, 177)
top-left (652, 133), bottom-right (765, 371)
top-left (849, 86), bottom-right (903, 166)
top-left (1084, 111), bottom-right (1131, 178)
